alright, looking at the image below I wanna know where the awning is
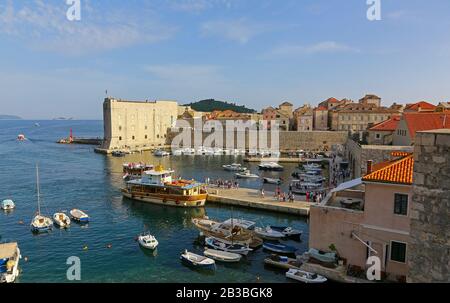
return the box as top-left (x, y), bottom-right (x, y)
top-left (330, 178), bottom-right (362, 194)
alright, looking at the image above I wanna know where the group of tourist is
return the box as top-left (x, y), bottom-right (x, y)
top-left (205, 178), bottom-right (240, 189)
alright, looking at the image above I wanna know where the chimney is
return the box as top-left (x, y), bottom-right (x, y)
top-left (367, 160), bottom-right (373, 174)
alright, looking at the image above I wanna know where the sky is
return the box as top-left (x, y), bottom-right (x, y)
top-left (0, 0), bottom-right (449, 119)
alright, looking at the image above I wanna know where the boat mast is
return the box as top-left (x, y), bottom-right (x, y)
top-left (36, 164), bottom-right (41, 216)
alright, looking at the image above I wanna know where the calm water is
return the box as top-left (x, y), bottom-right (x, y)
top-left (0, 120), bottom-right (309, 283)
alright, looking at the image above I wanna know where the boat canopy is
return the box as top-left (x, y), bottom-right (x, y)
top-left (0, 243), bottom-right (18, 259)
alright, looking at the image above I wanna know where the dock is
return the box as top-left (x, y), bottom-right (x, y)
top-left (206, 187), bottom-right (311, 216)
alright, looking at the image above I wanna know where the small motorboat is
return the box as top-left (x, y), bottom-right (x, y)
top-left (112, 151), bottom-right (126, 157)
top-left (258, 162), bottom-right (284, 171)
top-left (285, 268), bottom-right (327, 283)
top-left (205, 237), bottom-right (253, 256)
top-left (223, 163), bottom-right (246, 172)
top-left (203, 248), bottom-right (242, 263)
top-left (154, 149), bottom-right (170, 157)
top-left (53, 212), bottom-right (71, 228)
top-left (138, 232), bottom-right (159, 250)
top-left (235, 170), bottom-right (259, 179)
top-left (17, 134), bottom-right (26, 141)
top-left (264, 254), bottom-right (301, 270)
top-left (1, 199), bottom-right (15, 211)
top-left (0, 242), bottom-right (21, 283)
top-left (70, 209), bottom-right (90, 223)
top-left (308, 248), bottom-right (337, 264)
top-left (263, 242), bottom-right (297, 255)
top-left (254, 226), bottom-right (285, 241)
top-left (180, 250), bottom-right (215, 270)
top-left (263, 177), bottom-right (282, 185)
top-left (269, 226), bottom-right (303, 239)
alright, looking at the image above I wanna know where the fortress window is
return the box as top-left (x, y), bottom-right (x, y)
top-left (132, 136), bottom-right (135, 140)
top-left (119, 126), bottom-right (122, 131)
top-left (145, 135), bottom-right (148, 139)
top-left (119, 136), bottom-right (122, 141)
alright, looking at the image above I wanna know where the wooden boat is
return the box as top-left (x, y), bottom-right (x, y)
top-left (70, 209), bottom-right (90, 223)
top-left (138, 232), bottom-right (159, 250)
top-left (263, 242), bottom-right (297, 255)
top-left (1, 199), bottom-right (15, 210)
top-left (235, 170), bottom-right (259, 179)
top-left (192, 218), bottom-right (253, 243)
top-left (254, 226), bottom-right (285, 241)
top-left (0, 242), bottom-right (21, 283)
top-left (31, 165), bottom-right (53, 233)
top-left (53, 212), bottom-right (71, 228)
top-left (285, 268), bottom-right (327, 283)
top-left (203, 249), bottom-right (242, 263)
top-left (308, 248), bottom-right (337, 264)
top-left (221, 218), bottom-right (256, 230)
top-left (269, 226), bottom-right (303, 239)
top-left (263, 177), bottom-right (282, 185)
top-left (264, 254), bottom-right (301, 270)
top-left (205, 237), bottom-right (253, 256)
top-left (180, 250), bottom-right (215, 270)
top-left (122, 166), bottom-right (207, 208)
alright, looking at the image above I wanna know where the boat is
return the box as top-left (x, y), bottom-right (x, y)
top-left (205, 237), bottom-right (253, 256)
top-left (1, 199), bottom-right (15, 211)
top-left (192, 218), bottom-right (253, 243)
top-left (264, 254), bottom-right (301, 270)
top-left (235, 170), bottom-right (259, 179)
top-left (223, 163), bottom-right (247, 172)
top-left (262, 242), bottom-right (297, 255)
top-left (112, 151), bottom-right (126, 157)
top-left (222, 218), bottom-right (256, 230)
top-left (31, 165), bottom-right (53, 233)
top-left (17, 134), bottom-right (26, 141)
top-left (154, 149), bottom-right (170, 157)
top-left (254, 226), bottom-right (285, 241)
top-left (53, 212), bottom-right (71, 228)
top-left (258, 162), bottom-right (284, 171)
top-left (0, 242), bottom-right (21, 283)
top-left (70, 209), bottom-right (90, 223)
top-left (308, 248), bottom-right (337, 264)
top-left (302, 163), bottom-right (322, 170)
top-left (285, 268), bottom-right (327, 283)
top-left (180, 250), bottom-right (215, 270)
top-left (138, 232), bottom-right (159, 250)
top-left (269, 226), bottom-right (303, 239)
top-left (263, 177), bottom-right (282, 185)
top-left (122, 166), bottom-right (207, 208)
top-left (203, 248), bottom-right (242, 263)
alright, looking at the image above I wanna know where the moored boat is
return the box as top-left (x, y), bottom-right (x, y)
top-left (307, 248), bottom-right (337, 264)
top-left (235, 170), bottom-right (259, 179)
top-left (254, 226), bottom-right (285, 241)
top-left (205, 237), bottom-right (253, 256)
top-left (154, 149), bottom-right (170, 157)
top-left (192, 218), bottom-right (253, 243)
top-left (31, 165), bottom-right (53, 233)
top-left (70, 209), bottom-right (90, 223)
top-left (263, 177), bottom-right (282, 185)
top-left (180, 250), bottom-right (215, 270)
top-left (53, 212), bottom-right (71, 228)
top-left (1, 199), bottom-right (15, 211)
top-left (112, 151), bottom-right (126, 157)
top-left (264, 254), bottom-right (301, 270)
top-left (203, 248), bottom-right (242, 263)
top-left (123, 163), bottom-right (154, 180)
top-left (269, 226), bottom-right (303, 239)
top-left (262, 242), bottom-right (297, 255)
top-left (258, 162), bottom-right (284, 171)
top-left (223, 163), bottom-right (247, 172)
top-left (122, 166), bottom-right (207, 208)
top-left (285, 268), bottom-right (327, 283)
top-left (138, 232), bottom-right (159, 250)
top-left (0, 242), bottom-right (21, 283)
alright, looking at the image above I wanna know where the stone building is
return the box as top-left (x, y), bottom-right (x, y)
top-left (99, 97), bottom-right (179, 152)
top-left (408, 129), bottom-right (450, 282)
top-left (313, 106), bottom-right (329, 130)
top-left (293, 105), bottom-right (313, 131)
top-left (367, 115), bottom-right (401, 145)
top-left (278, 101), bottom-right (294, 118)
top-left (403, 101), bottom-right (436, 113)
top-left (261, 106), bottom-right (290, 131)
top-left (359, 94), bottom-right (381, 107)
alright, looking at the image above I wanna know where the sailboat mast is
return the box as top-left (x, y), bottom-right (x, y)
top-left (36, 164), bottom-right (40, 215)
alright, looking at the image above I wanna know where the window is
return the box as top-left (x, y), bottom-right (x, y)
top-left (390, 241), bottom-right (407, 263)
top-left (119, 126), bottom-right (122, 131)
top-left (119, 136), bottom-right (122, 141)
top-left (394, 194), bottom-right (408, 215)
top-left (145, 135), bottom-right (148, 139)
top-left (376, 133), bottom-right (381, 139)
top-left (132, 136), bottom-right (135, 140)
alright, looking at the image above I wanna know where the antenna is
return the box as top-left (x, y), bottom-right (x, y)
top-left (36, 163), bottom-right (40, 216)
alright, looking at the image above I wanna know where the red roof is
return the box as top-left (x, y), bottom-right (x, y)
top-left (405, 101), bottom-right (436, 111)
top-left (326, 97), bottom-right (339, 103)
top-left (369, 116), bottom-right (401, 131)
top-left (363, 154), bottom-right (414, 185)
top-left (402, 112), bottom-right (450, 139)
top-left (315, 106), bottom-right (328, 111)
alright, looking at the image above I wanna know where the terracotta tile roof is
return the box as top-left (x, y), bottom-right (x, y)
top-left (326, 97), bottom-right (339, 103)
top-left (405, 101), bottom-right (436, 111)
top-left (368, 115), bottom-right (401, 131)
top-left (403, 112), bottom-right (450, 139)
top-left (315, 106), bottom-right (328, 111)
top-left (363, 154), bottom-right (414, 185)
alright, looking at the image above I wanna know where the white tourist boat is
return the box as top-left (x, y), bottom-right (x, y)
top-left (154, 149), bottom-right (170, 157)
top-left (235, 170), bottom-right (259, 179)
top-left (285, 268), bottom-right (327, 283)
top-left (53, 212), bottom-right (71, 228)
top-left (138, 232), bottom-right (159, 250)
top-left (1, 199), bottom-right (15, 211)
top-left (203, 248), bottom-right (242, 263)
top-left (205, 237), bottom-right (253, 256)
top-left (0, 242), bottom-right (21, 283)
top-left (31, 165), bottom-right (53, 233)
top-left (254, 226), bottom-right (285, 241)
top-left (269, 226), bottom-right (303, 239)
top-left (123, 165), bottom-right (207, 208)
top-left (223, 163), bottom-right (247, 172)
top-left (258, 162), bottom-right (284, 171)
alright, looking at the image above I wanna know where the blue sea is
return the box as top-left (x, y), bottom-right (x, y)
top-left (0, 120), bottom-right (309, 283)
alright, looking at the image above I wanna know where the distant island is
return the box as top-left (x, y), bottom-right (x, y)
top-left (53, 117), bottom-right (74, 120)
top-left (0, 114), bottom-right (22, 120)
top-left (184, 99), bottom-right (257, 113)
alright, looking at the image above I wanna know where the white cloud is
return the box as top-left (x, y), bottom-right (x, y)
top-left (268, 41), bottom-right (360, 56)
top-left (200, 18), bottom-right (264, 44)
top-left (0, 0), bottom-right (175, 55)
top-left (168, 0), bottom-right (233, 13)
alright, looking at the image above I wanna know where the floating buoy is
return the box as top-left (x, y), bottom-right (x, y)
top-left (106, 244), bottom-right (112, 249)
top-left (18, 220), bottom-right (24, 225)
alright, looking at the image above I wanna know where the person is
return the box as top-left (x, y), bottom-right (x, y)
top-left (261, 188), bottom-right (265, 198)
top-left (306, 191), bottom-right (309, 202)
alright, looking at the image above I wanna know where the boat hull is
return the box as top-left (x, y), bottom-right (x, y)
top-left (263, 243), bottom-right (297, 255)
top-left (123, 190), bottom-right (206, 208)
